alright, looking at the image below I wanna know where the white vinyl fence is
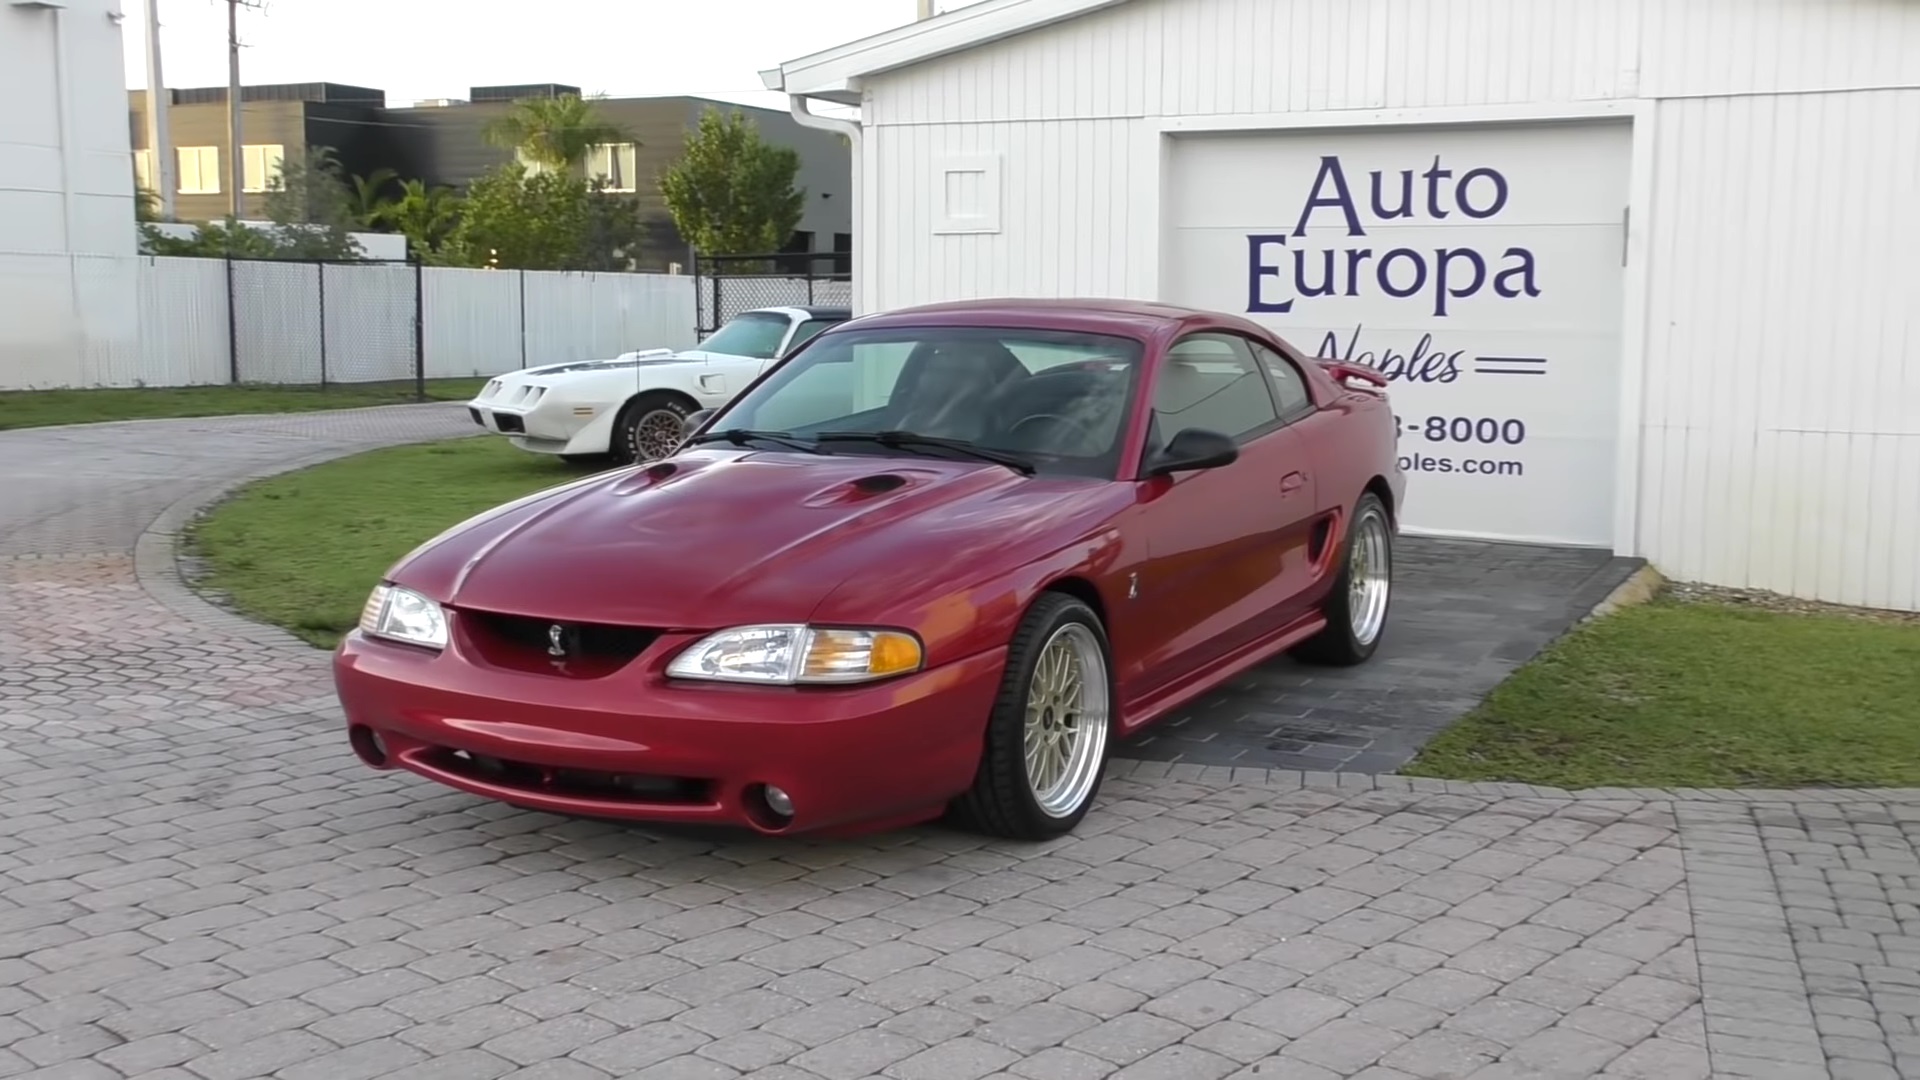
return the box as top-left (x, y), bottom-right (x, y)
top-left (8, 255), bottom-right (858, 390)
top-left (124, 256), bottom-right (702, 388)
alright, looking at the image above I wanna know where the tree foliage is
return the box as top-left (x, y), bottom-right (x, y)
top-left (259, 147), bottom-right (366, 260)
top-left (659, 106), bottom-right (806, 257)
top-left (369, 179), bottom-right (464, 262)
top-left (439, 164), bottom-right (642, 271)
top-left (482, 94), bottom-right (633, 170)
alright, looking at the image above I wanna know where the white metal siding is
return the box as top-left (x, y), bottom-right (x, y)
top-left (1637, 88), bottom-right (1920, 611)
top-left (854, 0), bottom-right (1920, 609)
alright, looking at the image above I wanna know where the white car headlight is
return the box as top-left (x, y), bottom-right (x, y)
top-left (358, 584), bottom-right (449, 650)
top-left (666, 625), bottom-right (924, 685)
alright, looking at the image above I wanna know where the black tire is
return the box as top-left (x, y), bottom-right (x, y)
top-left (1291, 492), bottom-right (1393, 666)
top-left (951, 593), bottom-right (1114, 840)
top-left (613, 392), bottom-right (695, 465)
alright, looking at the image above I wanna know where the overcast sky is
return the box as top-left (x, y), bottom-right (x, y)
top-left (120, 0), bottom-right (972, 111)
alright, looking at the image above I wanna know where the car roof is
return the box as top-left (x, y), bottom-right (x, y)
top-left (839, 297), bottom-right (1265, 340)
top-left (746, 306), bottom-right (852, 320)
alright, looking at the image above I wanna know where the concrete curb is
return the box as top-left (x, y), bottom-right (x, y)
top-left (1099, 758), bottom-right (1920, 803)
top-left (1586, 562), bottom-right (1667, 620)
top-left (132, 424), bottom-right (478, 655)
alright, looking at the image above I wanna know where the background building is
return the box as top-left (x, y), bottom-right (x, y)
top-left (128, 83), bottom-right (853, 271)
top-left (769, 0), bottom-right (1920, 613)
top-left (3, 0), bottom-right (141, 389)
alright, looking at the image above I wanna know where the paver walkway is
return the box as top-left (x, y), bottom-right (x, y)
top-left (1, 406), bottom-right (1916, 1080)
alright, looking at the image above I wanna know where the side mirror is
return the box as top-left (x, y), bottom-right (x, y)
top-left (1147, 428), bottom-right (1238, 477)
top-left (683, 408), bottom-right (715, 438)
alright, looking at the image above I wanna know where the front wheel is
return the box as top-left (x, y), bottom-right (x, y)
top-left (614, 392), bottom-right (694, 465)
top-left (951, 593), bottom-right (1113, 840)
top-left (1291, 492), bottom-right (1393, 666)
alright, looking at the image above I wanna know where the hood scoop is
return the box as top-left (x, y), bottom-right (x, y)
top-left (801, 471), bottom-right (914, 508)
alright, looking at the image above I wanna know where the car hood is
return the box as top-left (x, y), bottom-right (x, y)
top-left (514, 349), bottom-right (744, 380)
top-left (388, 449), bottom-right (1124, 630)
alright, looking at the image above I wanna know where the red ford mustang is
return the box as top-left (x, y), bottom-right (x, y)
top-left (334, 299), bottom-right (1405, 840)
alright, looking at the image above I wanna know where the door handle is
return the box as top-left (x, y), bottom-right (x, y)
top-left (1280, 471), bottom-right (1306, 493)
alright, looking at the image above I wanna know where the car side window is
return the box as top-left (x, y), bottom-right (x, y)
top-left (1150, 333), bottom-right (1281, 449)
top-left (1253, 343), bottom-right (1315, 417)
top-left (784, 319), bottom-right (838, 354)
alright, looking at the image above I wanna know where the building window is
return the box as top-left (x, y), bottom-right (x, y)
top-left (514, 147), bottom-right (554, 177)
top-left (585, 143), bottom-right (638, 192)
top-left (177, 146), bottom-right (220, 194)
top-left (242, 144), bottom-right (286, 193)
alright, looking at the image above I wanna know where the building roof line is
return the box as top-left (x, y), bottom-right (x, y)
top-left (766, 0), bottom-right (1133, 100)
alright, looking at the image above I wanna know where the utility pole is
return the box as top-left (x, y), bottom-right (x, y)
top-left (144, 0), bottom-right (176, 219)
top-left (226, 0), bottom-right (243, 217)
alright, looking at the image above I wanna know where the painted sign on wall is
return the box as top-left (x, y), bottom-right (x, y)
top-left (1164, 122), bottom-right (1633, 546)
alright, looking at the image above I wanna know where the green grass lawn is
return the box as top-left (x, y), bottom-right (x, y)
top-left (188, 433), bottom-right (1920, 789)
top-left (0, 378), bottom-right (490, 431)
top-left (1403, 598), bottom-right (1920, 789)
top-left (186, 436), bottom-right (593, 647)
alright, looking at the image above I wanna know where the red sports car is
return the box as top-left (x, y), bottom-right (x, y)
top-left (334, 299), bottom-right (1404, 840)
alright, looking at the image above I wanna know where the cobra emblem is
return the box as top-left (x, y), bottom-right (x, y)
top-left (548, 624), bottom-right (566, 657)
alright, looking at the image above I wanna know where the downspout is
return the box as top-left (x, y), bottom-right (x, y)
top-left (784, 93), bottom-right (869, 315)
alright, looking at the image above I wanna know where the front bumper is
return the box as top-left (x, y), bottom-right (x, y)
top-left (467, 384), bottom-right (609, 456)
top-left (333, 629), bottom-right (1005, 836)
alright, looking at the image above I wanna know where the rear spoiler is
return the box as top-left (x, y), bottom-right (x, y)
top-left (1315, 359), bottom-right (1389, 394)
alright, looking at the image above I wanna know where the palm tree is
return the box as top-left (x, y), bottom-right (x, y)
top-left (347, 168), bottom-right (399, 228)
top-left (482, 93), bottom-right (634, 171)
top-left (371, 179), bottom-right (464, 258)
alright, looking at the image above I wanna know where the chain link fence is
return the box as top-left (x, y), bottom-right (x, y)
top-left (227, 258), bottom-right (422, 389)
top-left (694, 252), bottom-right (853, 337)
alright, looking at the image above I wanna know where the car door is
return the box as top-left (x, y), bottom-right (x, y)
top-left (1250, 340), bottom-right (1339, 622)
top-left (1124, 332), bottom-right (1319, 701)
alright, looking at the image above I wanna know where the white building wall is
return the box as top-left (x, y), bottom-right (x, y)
top-left (0, 0), bottom-right (141, 389)
top-left (853, 0), bottom-right (1920, 611)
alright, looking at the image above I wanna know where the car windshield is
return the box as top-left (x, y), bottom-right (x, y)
top-left (704, 325), bottom-right (1147, 478)
top-left (696, 312), bottom-right (791, 359)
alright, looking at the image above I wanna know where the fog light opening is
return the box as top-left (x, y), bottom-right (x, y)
top-left (349, 725), bottom-right (389, 768)
top-left (742, 782), bottom-right (795, 832)
top-left (763, 784), bottom-right (794, 819)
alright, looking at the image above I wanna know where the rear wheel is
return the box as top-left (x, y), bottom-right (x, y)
top-left (614, 392), bottom-right (694, 465)
top-left (1291, 492), bottom-right (1393, 666)
top-left (952, 593), bottom-right (1113, 840)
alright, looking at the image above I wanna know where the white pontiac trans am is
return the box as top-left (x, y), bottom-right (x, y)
top-left (465, 305), bottom-right (850, 464)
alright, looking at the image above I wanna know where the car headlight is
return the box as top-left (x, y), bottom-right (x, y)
top-left (666, 625), bottom-right (923, 685)
top-left (357, 584), bottom-right (449, 650)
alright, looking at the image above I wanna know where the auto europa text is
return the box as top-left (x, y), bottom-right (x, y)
top-left (1245, 155), bottom-right (1541, 318)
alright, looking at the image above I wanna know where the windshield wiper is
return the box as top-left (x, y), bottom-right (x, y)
top-left (686, 428), bottom-right (829, 455)
top-left (816, 430), bottom-right (1036, 475)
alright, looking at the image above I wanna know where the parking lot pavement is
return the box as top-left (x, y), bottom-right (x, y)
top-left (2, 405), bottom-right (1917, 1079)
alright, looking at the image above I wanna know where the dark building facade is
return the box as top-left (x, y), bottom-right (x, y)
top-left (128, 82), bottom-right (853, 272)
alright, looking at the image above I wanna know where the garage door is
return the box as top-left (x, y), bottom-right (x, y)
top-left (1163, 122), bottom-right (1632, 547)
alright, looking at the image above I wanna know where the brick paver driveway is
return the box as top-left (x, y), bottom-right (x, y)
top-left (2, 406), bottom-right (1917, 1080)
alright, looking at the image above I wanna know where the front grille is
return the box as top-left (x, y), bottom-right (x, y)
top-left (468, 406), bottom-right (484, 427)
top-left (494, 413), bottom-right (526, 434)
top-left (457, 609), bottom-right (659, 677)
top-left (426, 748), bottom-right (711, 804)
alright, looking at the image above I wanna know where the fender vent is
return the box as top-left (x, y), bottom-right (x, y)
top-left (643, 460), bottom-right (678, 481)
top-left (1308, 515), bottom-right (1335, 563)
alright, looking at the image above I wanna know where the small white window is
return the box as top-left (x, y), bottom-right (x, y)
top-left (177, 146), bottom-right (220, 195)
top-left (242, 144), bottom-right (285, 193)
top-left (586, 143), bottom-right (638, 192)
